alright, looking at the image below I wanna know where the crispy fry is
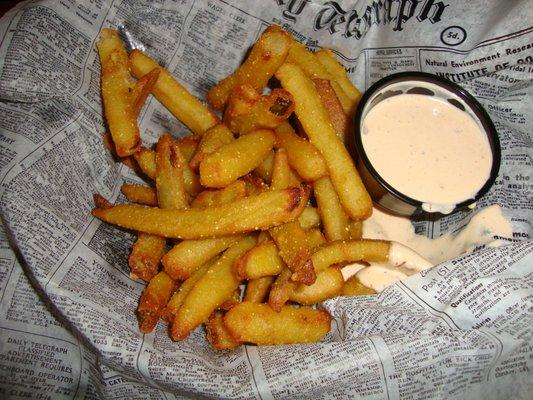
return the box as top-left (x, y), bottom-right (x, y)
top-left (170, 236), bottom-right (257, 340)
top-left (315, 48), bottom-right (361, 109)
top-left (92, 187), bottom-right (307, 239)
top-left (162, 235), bottom-right (242, 280)
top-left (207, 25), bottom-right (292, 110)
top-left (314, 176), bottom-right (350, 241)
top-left (275, 122), bottom-right (328, 182)
top-left (223, 84), bottom-right (260, 132)
top-left (131, 68), bottom-right (161, 117)
top-left (224, 87), bottom-right (294, 135)
top-left (312, 239), bottom-right (390, 274)
top-left (224, 302), bottom-right (331, 345)
top-left (271, 148), bottom-right (296, 190)
top-left (244, 277), bottom-right (275, 303)
top-left (270, 220), bottom-right (315, 285)
top-left (129, 50), bottom-right (219, 135)
top-left (206, 311), bottom-right (241, 350)
top-left (129, 233), bottom-right (166, 282)
top-left (93, 193), bottom-right (112, 209)
top-left (342, 275), bottom-right (376, 296)
top-left (267, 268), bottom-right (294, 311)
top-left (200, 129), bottom-right (276, 188)
top-left (189, 124), bottom-right (234, 170)
top-left (306, 228), bottom-right (326, 249)
top-left (102, 132), bottom-right (139, 170)
top-left (156, 134), bottom-right (189, 210)
top-left (242, 174), bottom-right (269, 195)
top-left (298, 206), bottom-right (321, 229)
top-left (137, 271), bottom-right (175, 333)
top-left (162, 261), bottom-right (211, 323)
top-left (134, 147), bottom-right (157, 179)
top-left (121, 184), bottom-right (158, 206)
top-left (233, 240), bottom-right (283, 280)
top-left (347, 220), bottom-right (363, 240)
top-left (191, 180), bottom-right (247, 208)
top-left (276, 63), bottom-right (372, 219)
top-left (97, 29), bottom-right (140, 157)
top-left (177, 136), bottom-right (200, 163)
top-left (254, 150), bottom-right (274, 183)
top-left (290, 267), bottom-right (344, 305)
top-left (312, 78), bottom-right (350, 143)
top-left (219, 289), bottom-right (241, 311)
top-left (286, 41), bottom-right (355, 115)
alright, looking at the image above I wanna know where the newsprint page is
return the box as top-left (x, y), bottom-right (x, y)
top-left (0, 0), bottom-right (531, 399)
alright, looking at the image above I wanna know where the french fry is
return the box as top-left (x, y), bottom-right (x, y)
top-left (347, 220), bottom-right (363, 240)
top-left (93, 193), bottom-right (112, 209)
top-left (289, 266), bottom-right (344, 305)
top-left (189, 124), bottom-right (234, 170)
top-left (128, 233), bottom-right (166, 282)
top-left (131, 68), bottom-right (161, 117)
top-left (162, 261), bottom-right (211, 323)
top-left (276, 63), bottom-right (372, 220)
top-left (315, 48), bottom-right (361, 108)
top-left (286, 41), bottom-right (355, 116)
top-left (233, 240), bottom-right (283, 280)
top-left (92, 187), bottom-right (307, 239)
top-left (271, 148), bottom-right (299, 190)
top-left (170, 236), bottom-right (257, 340)
top-left (244, 277), bottom-right (275, 303)
top-left (102, 132), bottom-right (139, 170)
top-left (219, 289), bottom-right (241, 311)
top-left (223, 84), bottom-right (260, 133)
top-left (267, 268), bottom-right (295, 312)
top-left (121, 184), bottom-right (158, 206)
top-left (177, 136), bottom-right (200, 163)
top-left (270, 220), bottom-right (315, 285)
top-left (97, 29), bottom-right (140, 157)
top-left (206, 311), bottom-right (241, 350)
top-left (156, 134), bottom-right (189, 210)
top-left (224, 87), bottom-right (294, 135)
top-left (129, 50), bottom-right (219, 135)
top-left (312, 78), bottom-right (350, 144)
top-left (254, 150), bottom-right (274, 183)
top-left (306, 228), bottom-right (327, 249)
top-left (275, 122), bottom-right (328, 182)
top-left (342, 275), bottom-right (376, 296)
top-left (162, 235), bottom-right (242, 280)
top-left (134, 147), bottom-right (157, 179)
top-left (314, 176), bottom-right (350, 241)
top-left (312, 239), bottom-right (390, 274)
top-left (200, 129), bottom-right (276, 188)
top-left (191, 180), bottom-right (247, 208)
top-left (206, 25), bottom-right (292, 110)
top-left (137, 271), bottom-right (176, 333)
top-left (298, 206), bottom-right (321, 229)
top-left (224, 302), bottom-right (331, 345)
top-left (242, 174), bottom-right (269, 195)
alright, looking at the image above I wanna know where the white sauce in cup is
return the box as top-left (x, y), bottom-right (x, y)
top-left (362, 93), bottom-right (493, 214)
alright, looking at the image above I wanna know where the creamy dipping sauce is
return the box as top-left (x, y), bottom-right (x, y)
top-left (362, 93), bottom-right (493, 213)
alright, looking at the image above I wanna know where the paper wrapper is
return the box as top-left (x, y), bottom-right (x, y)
top-left (0, 0), bottom-right (531, 398)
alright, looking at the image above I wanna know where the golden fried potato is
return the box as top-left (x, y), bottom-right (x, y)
top-left (270, 148), bottom-right (300, 190)
top-left (290, 267), bottom-right (344, 305)
top-left (243, 276), bottom-right (275, 303)
top-left (298, 206), bottom-right (321, 229)
top-left (131, 68), bottom-right (160, 117)
top-left (233, 240), bottom-right (283, 280)
top-left (191, 180), bottom-right (248, 208)
top-left (156, 134), bottom-right (189, 210)
top-left (121, 184), bottom-right (158, 207)
top-left (314, 176), bottom-right (349, 241)
top-left (254, 150), bottom-right (274, 183)
top-left (267, 268), bottom-right (295, 312)
top-left (224, 302), bottom-right (331, 345)
top-left (312, 78), bottom-right (350, 144)
top-left (206, 311), bottom-right (241, 350)
top-left (189, 124), bottom-right (234, 170)
top-left (342, 275), bottom-right (376, 296)
top-left (137, 271), bottom-right (176, 333)
top-left (306, 228), bottom-right (326, 249)
top-left (128, 233), bottom-right (166, 282)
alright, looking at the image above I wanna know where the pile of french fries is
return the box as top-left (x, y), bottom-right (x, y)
top-left (93, 26), bottom-right (391, 349)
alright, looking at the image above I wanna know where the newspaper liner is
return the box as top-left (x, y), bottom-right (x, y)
top-left (0, 0), bottom-right (531, 398)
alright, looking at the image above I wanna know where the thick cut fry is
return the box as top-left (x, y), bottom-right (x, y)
top-left (129, 50), bottom-right (219, 135)
top-left (206, 25), bottom-right (292, 110)
top-left (177, 136), bottom-right (200, 163)
top-left (200, 129), bottom-right (276, 188)
top-left (312, 78), bottom-right (350, 144)
top-left (267, 268), bottom-right (294, 311)
top-left (270, 220), bottom-right (315, 285)
top-left (233, 240), bottom-right (283, 280)
top-left (98, 30), bottom-right (140, 157)
top-left (121, 184), bottom-right (158, 206)
top-left (219, 290), bottom-right (241, 311)
top-left (243, 174), bottom-right (269, 195)
top-left (162, 235), bottom-right (242, 280)
top-left (315, 48), bottom-right (361, 108)
top-left (170, 236), bottom-right (257, 340)
top-left (134, 147), bottom-right (157, 179)
top-left (206, 311), bottom-right (241, 350)
top-left (298, 206), bottom-right (321, 229)
top-left (306, 228), bottom-right (326, 249)
top-left (93, 193), bottom-right (112, 209)
top-left (224, 302), bottom-right (331, 345)
top-left (314, 176), bottom-right (350, 241)
top-left (275, 122), bottom-right (328, 182)
top-left (244, 277), bottom-right (275, 303)
top-left (129, 233), bottom-right (166, 282)
top-left (137, 271), bottom-right (175, 333)
top-left (131, 68), bottom-right (161, 117)
top-left (254, 150), bottom-right (274, 183)
top-left (190, 124), bottom-right (234, 170)
top-left (286, 42), bottom-right (354, 115)
top-left (271, 148), bottom-right (293, 190)
top-left (312, 240), bottom-right (390, 274)
top-left (162, 261), bottom-right (211, 323)
top-left (191, 180), bottom-right (247, 208)
top-left (342, 275), bottom-right (376, 296)
top-left (156, 134), bottom-right (189, 210)
top-left (223, 84), bottom-right (260, 133)
top-left (347, 220), bottom-right (363, 240)
top-left (290, 267), bottom-right (344, 305)
top-left (224, 87), bottom-right (295, 135)
top-left (276, 63), bottom-right (372, 219)
top-left (92, 187), bottom-right (307, 239)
